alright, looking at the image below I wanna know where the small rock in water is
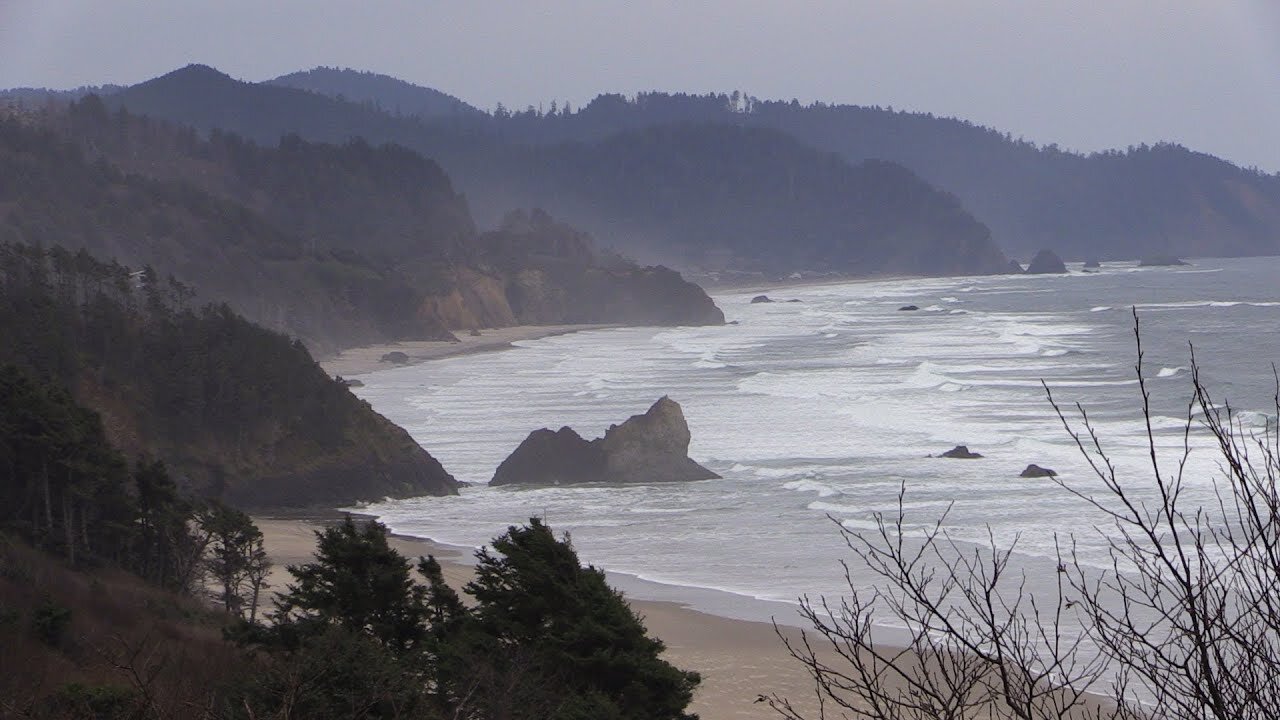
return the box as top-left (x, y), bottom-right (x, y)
top-left (469, 328), bottom-right (482, 336)
top-left (380, 351), bottom-right (409, 364)
top-left (1020, 464), bottom-right (1057, 478)
top-left (940, 445), bottom-right (983, 459)
top-left (898, 305), bottom-right (920, 311)
top-left (750, 295), bottom-right (774, 304)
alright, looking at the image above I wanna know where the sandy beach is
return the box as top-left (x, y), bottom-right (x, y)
top-left (254, 516), bottom-right (823, 720)
top-left (319, 324), bottom-right (617, 378)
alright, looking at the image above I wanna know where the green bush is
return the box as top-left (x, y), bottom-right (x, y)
top-left (31, 597), bottom-right (73, 647)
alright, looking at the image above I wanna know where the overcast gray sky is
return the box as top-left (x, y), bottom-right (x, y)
top-left (2, 1), bottom-right (1278, 171)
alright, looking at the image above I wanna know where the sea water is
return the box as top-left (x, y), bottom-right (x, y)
top-left (351, 257), bottom-right (1280, 626)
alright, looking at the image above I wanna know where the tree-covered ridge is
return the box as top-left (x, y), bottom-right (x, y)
top-left (33, 98), bottom-right (723, 331)
top-left (0, 242), bottom-right (457, 507)
top-left (97, 64), bottom-right (1009, 278)
top-left (483, 90), bottom-right (1280, 261)
top-left (512, 124), bottom-right (1006, 275)
top-left (267, 66), bottom-right (482, 119)
top-left (0, 112), bottom-right (454, 353)
top-left (58, 95), bottom-right (478, 271)
top-left (250, 70), bottom-right (1280, 262)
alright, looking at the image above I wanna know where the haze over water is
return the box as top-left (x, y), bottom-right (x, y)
top-left (356, 257), bottom-right (1280, 623)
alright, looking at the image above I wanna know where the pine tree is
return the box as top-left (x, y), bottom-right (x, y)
top-left (272, 516), bottom-right (428, 653)
top-left (464, 518), bottom-right (701, 720)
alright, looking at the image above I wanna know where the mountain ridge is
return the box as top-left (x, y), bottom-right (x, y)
top-left (99, 64), bottom-right (1011, 278)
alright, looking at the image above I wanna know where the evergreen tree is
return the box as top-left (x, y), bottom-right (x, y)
top-left (272, 516), bottom-right (428, 653)
top-left (462, 518), bottom-right (701, 720)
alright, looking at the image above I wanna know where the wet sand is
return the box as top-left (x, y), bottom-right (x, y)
top-left (319, 324), bottom-right (617, 378)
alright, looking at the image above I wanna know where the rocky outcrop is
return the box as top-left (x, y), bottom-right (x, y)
top-left (490, 427), bottom-right (604, 486)
top-left (1020, 464), bottom-right (1057, 478)
top-left (1026, 249), bottom-right (1067, 274)
top-left (751, 295), bottom-right (774, 304)
top-left (1006, 260), bottom-right (1025, 274)
top-left (480, 210), bottom-right (725, 327)
top-left (491, 397), bottom-right (719, 486)
top-left (380, 351), bottom-right (409, 364)
top-left (940, 445), bottom-right (983, 459)
top-left (1083, 259), bottom-right (1101, 269)
top-left (898, 305), bottom-right (920, 311)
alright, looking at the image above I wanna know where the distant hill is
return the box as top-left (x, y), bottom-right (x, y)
top-left (0, 110), bottom-right (453, 353)
top-left (266, 66), bottom-right (481, 119)
top-left (103, 65), bottom-right (1009, 277)
top-left (481, 92), bottom-right (1280, 261)
top-left (7, 98), bottom-right (723, 352)
top-left (260, 72), bottom-right (1280, 262)
top-left (492, 124), bottom-right (1006, 275)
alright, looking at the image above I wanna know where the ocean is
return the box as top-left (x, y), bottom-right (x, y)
top-left (350, 257), bottom-right (1280, 628)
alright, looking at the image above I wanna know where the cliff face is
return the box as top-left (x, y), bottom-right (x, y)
top-left (491, 397), bottom-right (719, 486)
top-left (480, 209), bottom-right (725, 327)
top-left (598, 397), bottom-right (720, 484)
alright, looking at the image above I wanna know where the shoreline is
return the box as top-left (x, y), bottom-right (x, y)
top-left (254, 515), bottom-right (824, 720)
top-left (318, 324), bottom-right (618, 378)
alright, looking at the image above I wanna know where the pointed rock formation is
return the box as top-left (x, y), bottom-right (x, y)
top-left (491, 397), bottom-right (720, 486)
top-left (1026, 250), bottom-right (1067, 274)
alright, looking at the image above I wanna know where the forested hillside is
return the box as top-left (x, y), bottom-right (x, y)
top-left (267, 66), bottom-right (481, 119)
top-left (0, 111), bottom-right (454, 353)
top-left (482, 91), bottom-right (1280, 261)
top-left (0, 242), bottom-right (457, 507)
top-left (101, 65), bottom-right (1011, 277)
top-left (5, 99), bottom-right (723, 354)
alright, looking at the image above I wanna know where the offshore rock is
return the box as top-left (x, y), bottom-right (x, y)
top-left (751, 295), bottom-right (774, 304)
top-left (1006, 259), bottom-right (1025, 274)
top-left (940, 445), bottom-right (983, 459)
top-left (491, 397), bottom-right (720, 486)
top-left (1026, 250), bottom-right (1067, 274)
top-left (490, 427), bottom-right (604, 486)
top-left (1020, 464), bottom-right (1058, 478)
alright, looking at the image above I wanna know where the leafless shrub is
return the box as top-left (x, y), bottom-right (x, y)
top-left (769, 311), bottom-right (1280, 719)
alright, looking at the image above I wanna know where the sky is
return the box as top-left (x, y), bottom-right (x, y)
top-left (2, 0), bottom-right (1278, 172)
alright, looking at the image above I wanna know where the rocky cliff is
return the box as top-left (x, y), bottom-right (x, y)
top-left (491, 397), bottom-right (719, 486)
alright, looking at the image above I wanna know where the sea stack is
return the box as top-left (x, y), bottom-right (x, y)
top-left (491, 397), bottom-right (720, 486)
top-left (1026, 250), bottom-right (1067, 274)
